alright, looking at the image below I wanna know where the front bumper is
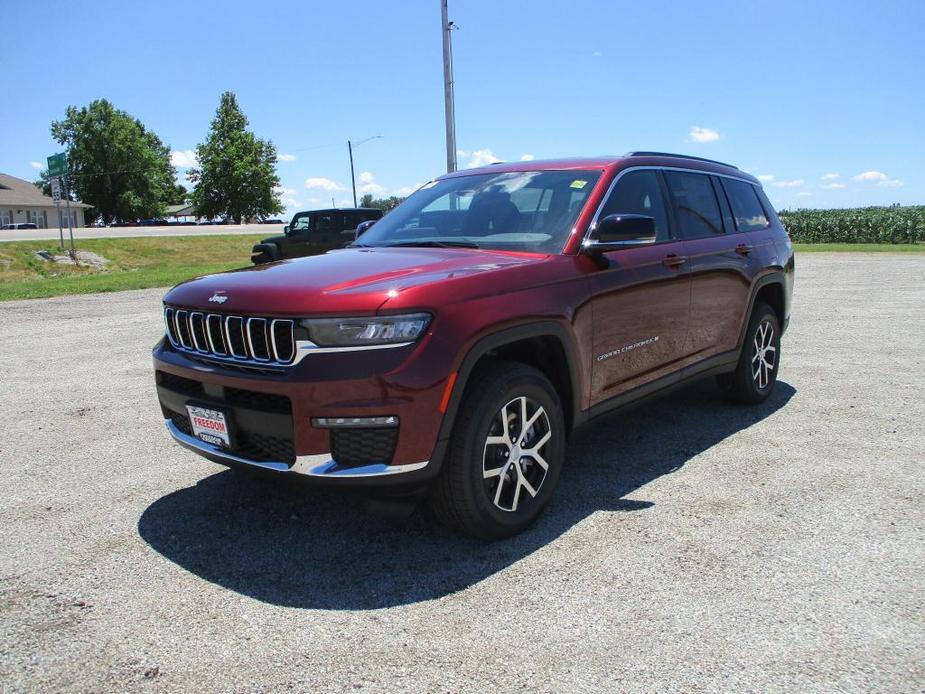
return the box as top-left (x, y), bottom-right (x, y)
top-left (153, 334), bottom-right (450, 487)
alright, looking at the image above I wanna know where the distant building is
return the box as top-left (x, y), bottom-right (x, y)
top-left (0, 173), bottom-right (91, 228)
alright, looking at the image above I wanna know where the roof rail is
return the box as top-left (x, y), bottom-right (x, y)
top-left (625, 151), bottom-right (739, 170)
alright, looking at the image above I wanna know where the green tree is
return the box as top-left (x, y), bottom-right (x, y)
top-left (188, 92), bottom-right (282, 223)
top-left (50, 99), bottom-right (178, 223)
top-left (362, 195), bottom-right (406, 212)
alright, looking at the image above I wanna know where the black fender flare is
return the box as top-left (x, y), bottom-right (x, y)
top-left (251, 242), bottom-right (280, 264)
top-left (737, 271), bottom-right (787, 350)
top-left (430, 320), bottom-right (584, 470)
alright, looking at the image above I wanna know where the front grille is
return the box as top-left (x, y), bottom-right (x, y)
top-left (331, 427), bottom-right (398, 467)
top-left (168, 411), bottom-right (295, 463)
top-left (164, 306), bottom-right (296, 365)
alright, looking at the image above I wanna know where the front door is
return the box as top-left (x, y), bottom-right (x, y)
top-left (588, 169), bottom-right (692, 405)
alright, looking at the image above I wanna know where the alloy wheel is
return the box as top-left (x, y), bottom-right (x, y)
top-left (482, 396), bottom-right (552, 513)
top-left (752, 319), bottom-right (777, 389)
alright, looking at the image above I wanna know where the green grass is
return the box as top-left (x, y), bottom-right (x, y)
top-left (793, 243), bottom-right (925, 253)
top-left (2, 234), bottom-right (923, 302)
top-left (0, 235), bottom-right (264, 301)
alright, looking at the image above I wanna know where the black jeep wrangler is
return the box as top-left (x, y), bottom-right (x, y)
top-left (251, 208), bottom-right (383, 264)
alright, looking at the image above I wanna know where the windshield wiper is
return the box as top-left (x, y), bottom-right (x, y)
top-left (384, 240), bottom-right (480, 249)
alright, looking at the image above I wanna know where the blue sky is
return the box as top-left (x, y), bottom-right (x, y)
top-left (2, 0), bottom-right (923, 214)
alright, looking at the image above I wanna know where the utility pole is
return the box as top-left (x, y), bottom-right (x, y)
top-left (441, 0), bottom-right (457, 173)
top-left (348, 140), bottom-right (357, 207)
top-left (347, 136), bottom-right (382, 207)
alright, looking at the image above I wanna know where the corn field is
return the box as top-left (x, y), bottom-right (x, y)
top-left (778, 206), bottom-right (925, 244)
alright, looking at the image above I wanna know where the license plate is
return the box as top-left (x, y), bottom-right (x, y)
top-left (186, 405), bottom-right (231, 448)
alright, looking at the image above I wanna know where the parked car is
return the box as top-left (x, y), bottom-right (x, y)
top-left (260, 218), bottom-right (285, 224)
top-left (154, 152), bottom-right (794, 538)
top-left (250, 208), bottom-right (384, 264)
top-left (1, 222), bottom-right (38, 230)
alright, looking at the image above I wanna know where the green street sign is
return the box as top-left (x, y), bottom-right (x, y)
top-left (47, 152), bottom-right (67, 177)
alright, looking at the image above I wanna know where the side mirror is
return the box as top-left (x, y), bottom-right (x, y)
top-left (583, 214), bottom-right (656, 254)
top-left (283, 225), bottom-right (290, 234)
top-left (355, 219), bottom-right (376, 239)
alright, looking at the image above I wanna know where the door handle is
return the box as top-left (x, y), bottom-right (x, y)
top-left (662, 254), bottom-right (687, 268)
top-left (735, 243), bottom-right (754, 256)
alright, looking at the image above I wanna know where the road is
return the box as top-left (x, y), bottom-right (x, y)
top-left (0, 254), bottom-right (922, 691)
top-left (0, 223), bottom-right (283, 242)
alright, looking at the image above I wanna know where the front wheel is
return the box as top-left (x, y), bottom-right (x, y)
top-left (723, 301), bottom-right (781, 404)
top-left (429, 362), bottom-right (565, 539)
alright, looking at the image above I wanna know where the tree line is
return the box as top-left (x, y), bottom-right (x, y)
top-left (38, 92), bottom-right (282, 225)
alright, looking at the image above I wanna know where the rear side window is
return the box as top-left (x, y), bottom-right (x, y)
top-left (598, 170), bottom-right (670, 241)
top-left (664, 171), bottom-right (724, 239)
top-left (722, 179), bottom-right (770, 232)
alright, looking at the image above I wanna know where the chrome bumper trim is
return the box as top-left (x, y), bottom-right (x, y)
top-left (165, 419), bottom-right (428, 478)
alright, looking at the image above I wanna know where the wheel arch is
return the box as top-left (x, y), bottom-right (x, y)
top-left (433, 321), bottom-right (584, 463)
top-left (738, 272), bottom-right (787, 350)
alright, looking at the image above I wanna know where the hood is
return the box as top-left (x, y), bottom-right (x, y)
top-left (162, 246), bottom-right (547, 315)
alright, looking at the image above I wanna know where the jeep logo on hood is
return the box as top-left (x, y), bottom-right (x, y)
top-left (208, 291), bottom-right (228, 304)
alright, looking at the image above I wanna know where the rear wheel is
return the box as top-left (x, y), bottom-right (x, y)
top-left (429, 362), bottom-right (565, 539)
top-left (722, 301), bottom-right (781, 404)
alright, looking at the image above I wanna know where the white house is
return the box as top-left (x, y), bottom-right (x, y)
top-left (0, 173), bottom-right (90, 228)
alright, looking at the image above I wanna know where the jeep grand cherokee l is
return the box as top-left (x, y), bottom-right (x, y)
top-left (153, 152), bottom-right (794, 539)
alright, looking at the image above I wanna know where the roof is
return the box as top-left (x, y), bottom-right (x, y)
top-left (166, 203), bottom-right (195, 216)
top-left (442, 153), bottom-right (758, 184)
top-left (0, 173), bottom-right (91, 208)
top-left (291, 208), bottom-right (383, 214)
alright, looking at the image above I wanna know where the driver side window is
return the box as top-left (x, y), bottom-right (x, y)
top-left (598, 170), bottom-right (670, 241)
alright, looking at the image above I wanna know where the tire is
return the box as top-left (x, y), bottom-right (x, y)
top-left (429, 361), bottom-right (566, 540)
top-left (723, 301), bottom-right (781, 404)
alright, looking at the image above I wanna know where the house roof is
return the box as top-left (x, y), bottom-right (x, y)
top-left (0, 173), bottom-right (92, 208)
top-left (166, 203), bottom-right (195, 216)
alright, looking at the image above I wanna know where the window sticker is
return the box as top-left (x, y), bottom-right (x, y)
top-left (570, 179), bottom-right (588, 189)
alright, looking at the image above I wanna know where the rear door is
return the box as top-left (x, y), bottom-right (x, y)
top-left (664, 171), bottom-right (758, 358)
top-left (588, 169), bottom-right (692, 404)
top-left (309, 211), bottom-right (338, 251)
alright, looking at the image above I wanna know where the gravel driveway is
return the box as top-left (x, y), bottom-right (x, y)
top-left (1, 254), bottom-right (922, 691)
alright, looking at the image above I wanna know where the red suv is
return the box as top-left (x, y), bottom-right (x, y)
top-left (153, 152), bottom-right (794, 538)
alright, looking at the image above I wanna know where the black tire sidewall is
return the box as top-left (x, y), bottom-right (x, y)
top-left (736, 303), bottom-right (781, 402)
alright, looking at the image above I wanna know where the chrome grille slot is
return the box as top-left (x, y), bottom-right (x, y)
top-left (206, 314), bottom-right (226, 354)
top-left (247, 318), bottom-right (271, 361)
top-left (164, 308), bottom-right (179, 345)
top-left (271, 319), bottom-right (295, 362)
top-left (189, 312), bottom-right (208, 352)
top-left (175, 310), bottom-right (192, 348)
top-left (163, 307), bottom-right (297, 367)
top-left (225, 316), bottom-right (248, 358)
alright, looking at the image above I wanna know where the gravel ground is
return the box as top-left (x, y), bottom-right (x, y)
top-left (0, 254), bottom-right (922, 692)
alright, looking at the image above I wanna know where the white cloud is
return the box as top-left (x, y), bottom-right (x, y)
top-left (687, 126), bottom-right (720, 143)
top-left (277, 153), bottom-right (297, 162)
top-left (466, 148), bottom-right (502, 168)
top-left (852, 170), bottom-right (888, 182)
top-left (757, 174), bottom-right (774, 182)
top-left (592, 51), bottom-right (602, 57)
top-left (772, 179), bottom-right (805, 188)
top-left (356, 171), bottom-right (386, 195)
top-left (520, 154), bottom-right (535, 161)
top-left (336, 198), bottom-right (353, 207)
top-left (822, 182), bottom-right (847, 190)
top-left (456, 149), bottom-right (467, 157)
top-left (30, 161), bottom-right (43, 170)
top-left (877, 178), bottom-right (904, 188)
top-left (821, 173), bottom-right (840, 181)
top-left (274, 186), bottom-right (301, 209)
top-left (171, 150), bottom-right (198, 168)
top-left (795, 191), bottom-right (812, 198)
top-left (305, 177), bottom-right (345, 191)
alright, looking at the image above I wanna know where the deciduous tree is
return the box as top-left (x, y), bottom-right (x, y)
top-left (188, 92), bottom-right (282, 223)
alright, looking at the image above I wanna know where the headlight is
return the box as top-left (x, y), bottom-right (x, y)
top-left (300, 313), bottom-right (431, 347)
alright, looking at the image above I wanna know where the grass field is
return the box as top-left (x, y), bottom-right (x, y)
top-left (1, 235), bottom-right (923, 301)
top-left (0, 235), bottom-right (263, 301)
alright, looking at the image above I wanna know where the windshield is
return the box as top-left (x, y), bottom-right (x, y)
top-left (289, 212), bottom-right (311, 233)
top-left (354, 169), bottom-right (602, 253)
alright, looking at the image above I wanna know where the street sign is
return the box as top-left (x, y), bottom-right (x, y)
top-left (47, 152), bottom-right (67, 177)
top-left (50, 178), bottom-right (61, 201)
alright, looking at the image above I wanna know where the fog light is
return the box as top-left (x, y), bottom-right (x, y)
top-left (312, 416), bottom-right (399, 428)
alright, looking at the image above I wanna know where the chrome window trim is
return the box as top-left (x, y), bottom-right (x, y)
top-left (166, 418), bottom-right (428, 477)
top-left (583, 165), bottom-right (761, 247)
